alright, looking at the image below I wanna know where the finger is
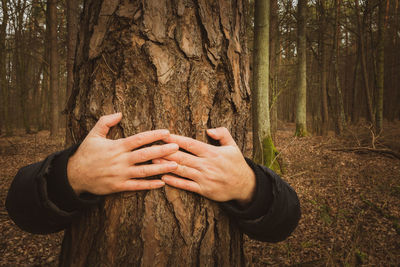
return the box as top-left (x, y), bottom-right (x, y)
top-left (121, 179), bottom-right (165, 191)
top-left (152, 158), bottom-right (171, 164)
top-left (162, 175), bottom-right (201, 194)
top-left (163, 134), bottom-right (212, 156)
top-left (91, 113), bottom-right (122, 137)
top-left (122, 129), bottom-right (170, 151)
top-left (128, 162), bottom-right (178, 178)
top-left (206, 127), bottom-right (236, 146)
top-left (170, 164), bottom-right (202, 182)
top-left (162, 150), bottom-right (200, 168)
top-left (130, 143), bottom-right (179, 164)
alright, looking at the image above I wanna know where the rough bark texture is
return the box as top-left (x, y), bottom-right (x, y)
top-left (61, 0), bottom-right (251, 266)
top-left (295, 0), bottom-right (308, 137)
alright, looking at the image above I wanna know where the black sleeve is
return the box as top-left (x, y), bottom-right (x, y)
top-left (5, 144), bottom-right (99, 234)
top-left (220, 158), bottom-right (301, 242)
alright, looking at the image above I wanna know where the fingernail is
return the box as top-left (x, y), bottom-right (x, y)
top-left (207, 129), bottom-right (216, 135)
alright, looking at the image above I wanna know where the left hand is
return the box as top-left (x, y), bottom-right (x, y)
top-left (153, 127), bottom-right (256, 205)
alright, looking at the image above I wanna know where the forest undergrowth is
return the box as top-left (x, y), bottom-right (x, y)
top-left (0, 121), bottom-right (399, 266)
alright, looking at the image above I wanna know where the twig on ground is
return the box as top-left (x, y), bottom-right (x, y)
top-left (333, 147), bottom-right (400, 160)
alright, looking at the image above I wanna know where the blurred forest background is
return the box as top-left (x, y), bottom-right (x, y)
top-left (0, 0), bottom-right (399, 266)
top-left (0, 0), bottom-right (399, 136)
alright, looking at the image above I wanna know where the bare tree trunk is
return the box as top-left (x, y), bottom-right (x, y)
top-left (66, 0), bottom-right (80, 142)
top-left (351, 44), bottom-right (360, 124)
top-left (0, 0), bottom-right (11, 135)
top-left (355, 0), bottom-right (374, 124)
top-left (48, 0), bottom-right (59, 136)
top-left (375, 0), bottom-right (387, 133)
top-left (333, 0), bottom-right (346, 134)
top-left (269, 0), bottom-right (279, 138)
top-left (60, 0), bottom-right (251, 265)
top-left (253, 0), bottom-right (280, 172)
top-left (295, 0), bottom-right (308, 137)
top-left (318, 0), bottom-right (329, 135)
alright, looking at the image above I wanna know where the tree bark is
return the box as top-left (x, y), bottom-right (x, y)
top-left (318, 0), bottom-right (329, 135)
top-left (355, 0), bottom-right (374, 124)
top-left (0, 0), bottom-right (11, 135)
top-left (60, 0), bottom-right (251, 266)
top-left (252, 0), bottom-right (280, 171)
top-left (66, 0), bottom-right (80, 141)
top-left (375, 0), bottom-right (386, 133)
top-left (269, 0), bottom-right (279, 138)
top-left (48, 0), bottom-right (60, 136)
top-left (332, 0), bottom-right (346, 134)
top-left (295, 0), bottom-right (308, 137)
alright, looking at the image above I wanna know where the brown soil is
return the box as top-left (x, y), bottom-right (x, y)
top-left (1, 122), bottom-right (399, 266)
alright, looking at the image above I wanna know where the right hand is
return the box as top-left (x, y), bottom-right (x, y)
top-left (67, 113), bottom-right (179, 196)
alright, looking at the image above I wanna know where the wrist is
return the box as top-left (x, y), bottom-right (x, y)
top-left (235, 165), bottom-right (256, 206)
top-left (67, 154), bottom-right (84, 196)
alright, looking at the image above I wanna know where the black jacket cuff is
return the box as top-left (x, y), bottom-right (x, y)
top-left (220, 158), bottom-right (273, 220)
top-left (44, 144), bottom-right (100, 213)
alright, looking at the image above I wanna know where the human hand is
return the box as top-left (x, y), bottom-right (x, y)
top-left (67, 113), bottom-right (179, 196)
top-left (153, 128), bottom-right (256, 205)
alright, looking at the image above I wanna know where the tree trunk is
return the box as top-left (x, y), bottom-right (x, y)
top-left (355, 0), bottom-right (374, 124)
top-left (318, 0), bottom-right (329, 135)
top-left (375, 0), bottom-right (386, 133)
top-left (60, 0), bottom-right (250, 266)
top-left (48, 0), bottom-right (60, 136)
top-left (269, 0), bottom-right (279, 138)
top-left (66, 0), bottom-right (80, 141)
top-left (0, 0), bottom-right (11, 135)
top-left (333, 0), bottom-right (346, 134)
top-left (295, 0), bottom-right (308, 137)
top-left (252, 0), bottom-right (280, 172)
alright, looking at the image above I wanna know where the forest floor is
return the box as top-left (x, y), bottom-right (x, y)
top-left (0, 121), bottom-right (399, 266)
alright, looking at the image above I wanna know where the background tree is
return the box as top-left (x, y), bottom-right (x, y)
top-left (295, 0), bottom-right (308, 136)
top-left (60, 0), bottom-right (250, 265)
top-left (48, 0), bottom-right (60, 136)
top-left (0, 0), bottom-right (10, 136)
top-left (252, 0), bottom-right (280, 171)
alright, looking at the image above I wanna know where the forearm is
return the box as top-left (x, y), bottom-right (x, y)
top-left (221, 160), bottom-right (301, 242)
top-left (5, 145), bottom-right (99, 234)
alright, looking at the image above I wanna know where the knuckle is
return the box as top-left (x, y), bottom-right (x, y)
top-left (98, 116), bottom-right (107, 124)
top-left (136, 167), bottom-right (147, 178)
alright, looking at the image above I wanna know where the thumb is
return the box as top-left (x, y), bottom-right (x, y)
top-left (206, 127), bottom-right (236, 146)
top-left (91, 113), bottom-right (122, 137)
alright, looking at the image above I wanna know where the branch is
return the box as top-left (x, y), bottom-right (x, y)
top-left (332, 147), bottom-right (400, 160)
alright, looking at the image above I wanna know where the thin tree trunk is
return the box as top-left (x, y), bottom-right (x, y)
top-left (355, 0), bottom-right (374, 124)
top-left (269, 0), bottom-right (279, 138)
top-left (253, 0), bottom-right (280, 171)
top-left (375, 0), bottom-right (386, 133)
top-left (333, 0), bottom-right (346, 134)
top-left (0, 0), bottom-right (11, 135)
top-left (319, 0), bottom-right (329, 135)
top-left (295, 0), bottom-right (308, 136)
top-left (66, 0), bottom-right (80, 142)
top-left (351, 44), bottom-right (360, 124)
top-left (60, 0), bottom-right (251, 265)
top-left (48, 0), bottom-right (59, 136)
